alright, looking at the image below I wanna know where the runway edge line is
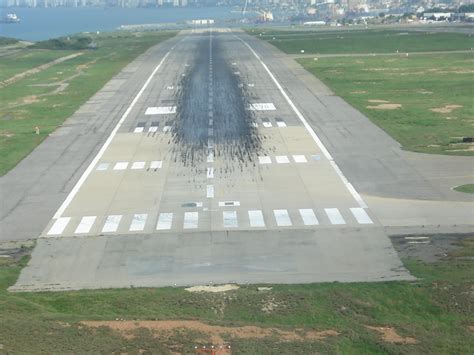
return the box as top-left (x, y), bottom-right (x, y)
top-left (52, 48), bottom-right (174, 221)
top-left (236, 35), bottom-right (368, 209)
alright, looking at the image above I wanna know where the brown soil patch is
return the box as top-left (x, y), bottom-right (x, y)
top-left (366, 326), bottom-right (417, 344)
top-left (82, 320), bottom-right (339, 344)
top-left (469, 325), bottom-right (474, 332)
top-left (430, 105), bottom-right (462, 114)
top-left (185, 284), bottom-right (239, 293)
top-left (0, 131), bottom-right (14, 138)
top-left (368, 99), bottom-right (389, 103)
top-left (367, 103), bottom-right (402, 110)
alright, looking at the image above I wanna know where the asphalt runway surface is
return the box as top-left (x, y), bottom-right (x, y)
top-left (4, 28), bottom-right (472, 291)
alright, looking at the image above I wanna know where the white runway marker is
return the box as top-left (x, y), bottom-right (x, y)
top-left (299, 209), bottom-right (319, 226)
top-left (209, 119), bottom-right (213, 126)
top-left (292, 155), bottom-right (307, 163)
top-left (150, 160), bottom-right (162, 169)
top-left (252, 122), bottom-right (258, 128)
top-left (156, 213), bottom-right (173, 230)
top-left (238, 36), bottom-right (368, 209)
top-left (74, 216), bottom-right (96, 234)
top-left (163, 126), bottom-right (171, 132)
top-left (274, 209), bottom-right (292, 227)
top-left (275, 155), bottom-right (290, 164)
top-left (207, 167), bottom-right (214, 179)
top-left (248, 210), bottom-right (265, 227)
top-left (223, 211), bottom-right (238, 228)
top-left (325, 208), bottom-right (346, 225)
top-left (207, 152), bottom-right (214, 163)
top-left (249, 103), bottom-right (276, 111)
top-left (218, 201), bottom-right (240, 207)
top-left (102, 215), bottom-right (122, 233)
top-left (258, 156), bottom-right (272, 164)
top-left (183, 212), bottom-right (198, 229)
top-left (133, 126), bottom-right (144, 133)
top-left (113, 162), bottom-right (129, 170)
top-left (148, 126), bottom-right (158, 133)
top-left (145, 106), bottom-right (176, 115)
top-left (350, 208), bottom-right (373, 224)
top-left (129, 214), bottom-right (147, 231)
top-left (276, 121), bottom-right (287, 127)
top-left (47, 217), bottom-right (71, 236)
top-left (96, 163), bottom-right (109, 171)
top-left (206, 185), bottom-right (214, 198)
top-left (52, 47), bottom-right (173, 220)
top-left (131, 162), bottom-right (146, 170)
top-left (262, 121), bottom-right (273, 128)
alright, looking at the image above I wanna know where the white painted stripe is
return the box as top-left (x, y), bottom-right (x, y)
top-left (102, 215), bottom-right (122, 233)
top-left (325, 208), bottom-right (346, 225)
top-left (218, 201), bottom-right (240, 207)
top-left (276, 121), bottom-right (287, 127)
top-left (249, 103), bottom-right (276, 111)
top-left (223, 211), bottom-right (238, 228)
top-left (258, 156), bottom-right (272, 164)
top-left (150, 161), bottom-right (163, 169)
top-left (208, 119), bottom-right (213, 126)
top-left (145, 106), bottom-right (176, 115)
top-left (252, 122), bottom-right (258, 128)
top-left (208, 139), bottom-right (214, 149)
top-left (275, 155), bottom-right (290, 164)
top-left (183, 212), bottom-right (198, 229)
top-left (405, 236), bottom-right (429, 240)
top-left (206, 185), bottom-right (214, 198)
top-left (148, 126), bottom-right (158, 133)
top-left (53, 47), bottom-right (173, 219)
top-left (408, 241), bottom-right (430, 244)
top-left (163, 126), bottom-right (171, 132)
top-left (113, 162), bottom-right (129, 170)
top-left (207, 152), bottom-right (214, 163)
top-left (156, 213), bottom-right (173, 230)
top-left (129, 214), bottom-right (147, 232)
top-left (74, 216), bottom-right (96, 234)
top-left (134, 127), bottom-right (144, 133)
top-left (47, 217), bottom-right (71, 236)
top-left (238, 36), bottom-right (368, 209)
top-left (207, 167), bottom-right (214, 179)
top-left (274, 209), bottom-right (292, 226)
top-left (299, 209), bottom-right (319, 226)
top-left (293, 155), bottom-right (307, 163)
top-left (96, 163), bottom-right (109, 171)
top-left (262, 122), bottom-right (273, 128)
top-left (248, 210), bottom-right (265, 227)
top-left (131, 162), bottom-right (146, 170)
top-left (350, 208), bottom-right (373, 224)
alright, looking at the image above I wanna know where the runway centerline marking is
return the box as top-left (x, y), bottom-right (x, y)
top-left (238, 36), bottom-right (368, 209)
top-left (52, 46), bottom-right (175, 220)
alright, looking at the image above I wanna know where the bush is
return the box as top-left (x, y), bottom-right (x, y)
top-left (29, 36), bottom-right (95, 50)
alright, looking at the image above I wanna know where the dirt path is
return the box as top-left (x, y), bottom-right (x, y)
top-left (0, 52), bottom-right (83, 88)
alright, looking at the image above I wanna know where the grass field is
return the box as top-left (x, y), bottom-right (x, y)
top-left (298, 53), bottom-right (474, 155)
top-left (248, 28), bottom-right (474, 54)
top-left (0, 236), bottom-right (473, 353)
top-left (0, 31), bottom-right (176, 176)
top-left (454, 184), bottom-right (474, 194)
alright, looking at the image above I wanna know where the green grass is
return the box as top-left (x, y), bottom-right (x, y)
top-left (297, 53), bottom-right (474, 155)
top-left (247, 28), bottom-right (474, 54)
top-left (0, 237), bottom-right (473, 353)
top-left (454, 184), bottom-right (474, 194)
top-left (0, 31), bottom-right (176, 176)
top-left (0, 36), bottom-right (19, 46)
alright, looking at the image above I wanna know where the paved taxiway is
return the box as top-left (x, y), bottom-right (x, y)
top-left (3, 28), bottom-right (472, 291)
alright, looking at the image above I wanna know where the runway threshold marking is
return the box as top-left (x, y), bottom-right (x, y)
top-left (350, 208), bottom-right (373, 224)
top-left (129, 214), bottom-right (147, 232)
top-left (156, 213), bottom-right (173, 230)
top-left (248, 210), bottom-right (265, 227)
top-left (274, 209), bottom-right (292, 227)
top-left (47, 217), bottom-right (71, 236)
top-left (74, 216), bottom-right (96, 234)
top-left (52, 46), bottom-right (174, 220)
top-left (238, 36), bottom-right (368, 209)
top-left (145, 106), bottom-right (177, 115)
top-left (102, 215), bottom-right (122, 233)
top-left (223, 211), bottom-right (238, 228)
top-left (299, 209), bottom-right (319, 226)
top-left (324, 208), bottom-right (346, 225)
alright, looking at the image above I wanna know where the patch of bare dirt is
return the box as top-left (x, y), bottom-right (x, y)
top-left (81, 321), bottom-right (339, 344)
top-left (0, 130), bottom-right (14, 138)
top-left (367, 103), bottom-right (402, 110)
top-left (430, 105), bottom-right (463, 114)
top-left (185, 284), bottom-right (239, 293)
top-left (368, 99), bottom-right (389, 103)
top-left (351, 90), bottom-right (367, 94)
top-left (366, 326), bottom-right (417, 344)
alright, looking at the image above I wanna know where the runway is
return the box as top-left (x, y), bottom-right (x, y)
top-left (7, 29), bottom-right (433, 290)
